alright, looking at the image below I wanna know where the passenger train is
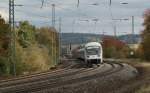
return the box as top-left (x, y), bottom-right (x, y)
top-left (73, 42), bottom-right (103, 67)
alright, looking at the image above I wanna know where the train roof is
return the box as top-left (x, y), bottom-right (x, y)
top-left (85, 42), bottom-right (101, 47)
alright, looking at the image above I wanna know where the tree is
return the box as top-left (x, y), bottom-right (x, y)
top-left (102, 36), bottom-right (130, 58)
top-left (141, 9), bottom-right (150, 60)
top-left (17, 21), bottom-right (36, 48)
top-left (0, 18), bottom-right (59, 75)
top-left (36, 27), bottom-right (59, 66)
top-left (0, 15), bottom-right (10, 74)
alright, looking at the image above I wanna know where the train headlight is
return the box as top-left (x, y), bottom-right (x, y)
top-left (87, 56), bottom-right (90, 58)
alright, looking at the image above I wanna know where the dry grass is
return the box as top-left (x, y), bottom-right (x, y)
top-left (23, 45), bottom-right (51, 72)
top-left (16, 42), bottom-right (53, 74)
top-left (134, 62), bottom-right (150, 93)
top-left (123, 60), bottom-right (150, 93)
top-left (136, 85), bottom-right (150, 93)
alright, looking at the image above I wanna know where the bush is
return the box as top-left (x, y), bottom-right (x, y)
top-left (104, 47), bottom-right (117, 58)
top-left (0, 57), bottom-right (10, 75)
top-left (15, 42), bottom-right (52, 74)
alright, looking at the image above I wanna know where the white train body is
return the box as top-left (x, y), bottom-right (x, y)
top-left (76, 42), bottom-right (103, 65)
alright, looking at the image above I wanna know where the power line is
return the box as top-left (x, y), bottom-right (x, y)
top-left (15, 9), bottom-right (51, 19)
top-left (8, 1), bottom-right (107, 23)
top-left (56, 5), bottom-right (94, 19)
top-left (15, 4), bottom-right (87, 18)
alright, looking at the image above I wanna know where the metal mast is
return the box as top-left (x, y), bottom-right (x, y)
top-left (132, 16), bottom-right (135, 44)
top-left (51, 4), bottom-right (56, 66)
top-left (9, 0), bottom-right (16, 76)
top-left (52, 4), bottom-right (55, 27)
top-left (114, 25), bottom-right (117, 38)
top-left (58, 17), bottom-right (61, 64)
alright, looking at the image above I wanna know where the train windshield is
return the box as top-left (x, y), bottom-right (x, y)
top-left (86, 47), bottom-right (100, 55)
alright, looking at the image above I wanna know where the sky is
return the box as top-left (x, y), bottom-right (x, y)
top-left (0, 0), bottom-right (150, 35)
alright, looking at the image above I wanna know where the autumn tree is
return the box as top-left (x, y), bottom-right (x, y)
top-left (36, 27), bottom-right (59, 65)
top-left (17, 21), bottom-right (36, 48)
top-left (102, 36), bottom-right (130, 58)
top-left (0, 15), bottom-right (10, 74)
top-left (141, 9), bottom-right (150, 60)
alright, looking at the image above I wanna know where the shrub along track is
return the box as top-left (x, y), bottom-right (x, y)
top-left (0, 59), bottom-right (137, 93)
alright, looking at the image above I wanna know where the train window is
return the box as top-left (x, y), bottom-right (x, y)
top-left (86, 47), bottom-right (100, 55)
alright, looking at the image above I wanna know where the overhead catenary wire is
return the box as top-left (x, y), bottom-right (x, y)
top-left (8, 8), bottom-right (57, 28)
top-left (13, 2), bottom-right (97, 25)
top-left (15, 8), bottom-right (85, 24)
top-left (15, 9), bottom-right (50, 19)
top-left (1, 0), bottom-right (113, 35)
top-left (55, 5), bottom-right (97, 22)
top-left (2, 0), bottom-right (128, 35)
top-left (13, 5), bottom-right (52, 19)
top-left (1, 0), bottom-right (106, 23)
top-left (107, 0), bottom-right (117, 36)
top-left (40, 0), bottom-right (106, 20)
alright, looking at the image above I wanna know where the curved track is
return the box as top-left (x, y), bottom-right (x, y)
top-left (0, 59), bottom-right (127, 93)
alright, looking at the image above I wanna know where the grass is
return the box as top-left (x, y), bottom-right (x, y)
top-left (23, 44), bottom-right (53, 72)
top-left (136, 85), bottom-right (150, 93)
top-left (125, 60), bottom-right (150, 93)
top-left (15, 42), bottom-right (54, 75)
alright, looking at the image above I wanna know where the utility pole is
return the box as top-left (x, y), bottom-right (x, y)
top-left (52, 4), bottom-right (55, 28)
top-left (72, 19), bottom-right (75, 33)
top-left (59, 17), bottom-right (61, 64)
top-left (51, 4), bottom-right (56, 66)
top-left (102, 30), bottom-right (106, 39)
top-left (109, 0), bottom-right (112, 6)
top-left (132, 16), bottom-right (134, 44)
top-left (77, 0), bottom-right (80, 7)
top-left (92, 18), bottom-right (98, 34)
top-left (114, 25), bottom-right (117, 38)
top-left (9, 0), bottom-right (16, 76)
top-left (112, 18), bottom-right (129, 39)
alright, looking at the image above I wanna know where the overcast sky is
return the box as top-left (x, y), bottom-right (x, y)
top-left (0, 0), bottom-right (150, 35)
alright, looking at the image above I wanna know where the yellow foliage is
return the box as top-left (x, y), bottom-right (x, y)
top-left (16, 42), bottom-right (53, 74)
top-left (14, 27), bottom-right (59, 75)
top-left (23, 45), bottom-right (51, 72)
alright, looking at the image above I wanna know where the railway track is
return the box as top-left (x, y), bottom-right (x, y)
top-left (0, 59), bottom-right (76, 85)
top-left (0, 59), bottom-right (133, 93)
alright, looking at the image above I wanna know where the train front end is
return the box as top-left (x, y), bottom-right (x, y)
top-left (84, 42), bottom-right (103, 66)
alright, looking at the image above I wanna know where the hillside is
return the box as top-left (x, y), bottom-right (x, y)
top-left (61, 33), bottom-right (103, 45)
top-left (118, 34), bottom-right (141, 44)
top-left (61, 33), bottom-right (141, 45)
